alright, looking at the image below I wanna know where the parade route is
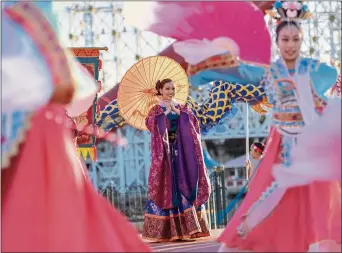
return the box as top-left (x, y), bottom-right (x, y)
top-left (145, 229), bottom-right (223, 252)
top-left (150, 240), bottom-right (220, 252)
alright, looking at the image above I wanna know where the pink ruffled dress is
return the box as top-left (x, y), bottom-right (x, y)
top-left (2, 2), bottom-right (150, 252)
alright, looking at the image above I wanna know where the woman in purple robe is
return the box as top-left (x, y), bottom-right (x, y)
top-left (142, 78), bottom-right (211, 242)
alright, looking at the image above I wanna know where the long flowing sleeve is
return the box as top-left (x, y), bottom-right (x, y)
top-left (186, 80), bottom-right (270, 133)
top-left (186, 96), bottom-right (209, 130)
top-left (310, 62), bottom-right (338, 99)
top-left (96, 77), bottom-right (272, 135)
top-left (260, 72), bottom-right (276, 106)
top-left (146, 107), bottom-right (157, 132)
top-left (145, 105), bottom-right (165, 132)
top-left (186, 82), bottom-right (240, 134)
top-left (2, 9), bottom-right (54, 113)
top-left (64, 53), bottom-right (97, 117)
top-left (273, 98), bottom-right (341, 187)
top-left (146, 105), bottom-right (174, 208)
top-left (97, 100), bottom-right (165, 133)
top-left (2, 4), bottom-right (56, 169)
top-left (2, 2), bottom-right (97, 169)
top-left (181, 105), bottom-right (201, 135)
top-left (176, 106), bottom-right (211, 207)
top-left (96, 99), bottom-right (126, 132)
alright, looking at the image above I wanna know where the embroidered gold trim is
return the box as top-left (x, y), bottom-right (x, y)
top-left (144, 209), bottom-right (205, 220)
top-left (271, 60), bottom-right (327, 111)
top-left (187, 54), bottom-right (239, 76)
top-left (69, 47), bottom-right (108, 58)
top-left (142, 230), bottom-right (211, 242)
top-left (273, 112), bottom-right (303, 122)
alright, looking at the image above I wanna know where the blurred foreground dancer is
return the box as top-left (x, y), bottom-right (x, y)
top-left (1, 2), bottom-right (150, 252)
top-left (273, 98), bottom-right (341, 188)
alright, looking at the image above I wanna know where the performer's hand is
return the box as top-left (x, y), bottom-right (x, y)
top-left (162, 100), bottom-right (171, 115)
top-left (164, 106), bottom-right (171, 115)
top-left (170, 102), bottom-right (176, 112)
top-left (170, 101), bottom-right (180, 115)
top-left (245, 159), bottom-right (251, 169)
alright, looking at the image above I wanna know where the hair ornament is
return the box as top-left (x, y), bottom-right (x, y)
top-left (266, 1), bottom-right (312, 24)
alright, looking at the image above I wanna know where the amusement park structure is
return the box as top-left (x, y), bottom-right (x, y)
top-left (57, 1), bottom-right (341, 195)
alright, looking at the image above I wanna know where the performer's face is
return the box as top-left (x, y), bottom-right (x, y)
top-left (161, 82), bottom-right (175, 101)
top-left (277, 25), bottom-right (303, 62)
top-left (250, 148), bottom-right (262, 160)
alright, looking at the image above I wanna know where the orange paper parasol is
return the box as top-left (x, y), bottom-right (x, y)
top-left (118, 56), bottom-right (190, 130)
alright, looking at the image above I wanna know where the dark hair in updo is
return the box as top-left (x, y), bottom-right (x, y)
top-left (275, 21), bottom-right (302, 42)
top-left (252, 142), bottom-right (265, 153)
top-left (155, 78), bottom-right (172, 95)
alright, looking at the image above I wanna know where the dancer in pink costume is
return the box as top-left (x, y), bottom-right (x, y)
top-left (1, 2), bottom-right (150, 252)
top-left (217, 2), bottom-right (341, 252)
top-left (273, 98), bottom-right (341, 187)
top-left (270, 95), bottom-right (341, 252)
top-left (269, 97), bottom-right (341, 251)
